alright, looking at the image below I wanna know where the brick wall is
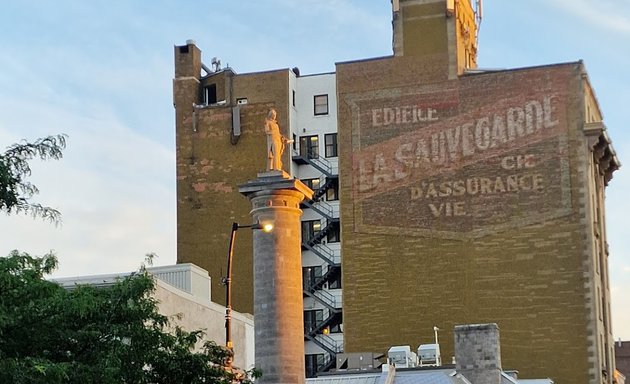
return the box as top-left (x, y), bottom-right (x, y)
top-left (175, 60), bottom-right (291, 313)
top-left (337, 58), bottom-right (595, 383)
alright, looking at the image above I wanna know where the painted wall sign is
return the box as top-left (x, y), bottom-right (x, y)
top-left (346, 73), bottom-right (572, 238)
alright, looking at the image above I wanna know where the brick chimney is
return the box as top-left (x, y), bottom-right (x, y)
top-left (454, 323), bottom-right (502, 384)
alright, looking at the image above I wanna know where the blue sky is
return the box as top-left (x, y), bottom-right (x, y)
top-left (1, 0), bottom-right (629, 339)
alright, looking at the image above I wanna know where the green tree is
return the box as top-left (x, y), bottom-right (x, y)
top-left (0, 251), bottom-right (258, 384)
top-left (0, 135), bottom-right (67, 222)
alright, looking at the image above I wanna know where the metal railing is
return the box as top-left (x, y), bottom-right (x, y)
top-left (292, 149), bottom-right (335, 177)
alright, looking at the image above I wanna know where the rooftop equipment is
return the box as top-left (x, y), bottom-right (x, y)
top-left (387, 345), bottom-right (417, 368)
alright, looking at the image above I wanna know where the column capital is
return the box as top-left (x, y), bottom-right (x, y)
top-left (239, 171), bottom-right (313, 201)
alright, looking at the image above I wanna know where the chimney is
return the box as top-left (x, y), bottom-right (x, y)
top-left (454, 323), bottom-right (502, 384)
top-left (174, 40), bottom-right (202, 80)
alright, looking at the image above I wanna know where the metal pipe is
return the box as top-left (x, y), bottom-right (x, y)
top-left (201, 62), bottom-right (213, 75)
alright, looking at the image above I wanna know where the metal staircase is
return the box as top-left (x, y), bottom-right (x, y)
top-left (302, 200), bottom-right (337, 221)
top-left (305, 331), bottom-right (342, 359)
top-left (295, 144), bottom-right (342, 377)
top-left (303, 270), bottom-right (341, 313)
top-left (292, 149), bottom-right (337, 178)
top-left (311, 177), bottom-right (337, 202)
top-left (302, 242), bottom-right (338, 266)
top-left (305, 264), bottom-right (341, 292)
top-left (304, 219), bottom-right (339, 249)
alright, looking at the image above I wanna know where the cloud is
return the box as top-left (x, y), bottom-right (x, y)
top-left (0, 116), bottom-right (177, 278)
top-left (547, 0), bottom-right (630, 35)
top-left (611, 280), bottom-right (630, 340)
top-left (0, 51), bottom-right (176, 278)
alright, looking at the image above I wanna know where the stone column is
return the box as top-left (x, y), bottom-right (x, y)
top-left (239, 171), bottom-right (313, 384)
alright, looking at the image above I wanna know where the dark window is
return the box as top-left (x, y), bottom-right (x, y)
top-left (305, 354), bottom-right (325, 378)
top-left (326, 178), bottom-right (339, 201)
top-left (204, 84), bottom-right (217, 104)
top-left (304, 309), bottom-right (324, 334)
top-left (326, 221), bottom-right (340, 243)
top-left (328, 266), bottom-right (342, 289)
top-left (302, 220), bottom-right (321, 244)
top-left (303, 266), bottom-right (323, 290)
top-left (314, 94), bottom-right (328, 115)
top-left (292, 133), bottom-right (297, 150)
top-left (292, 90), bottom-right (296, 107)
top-left (302, 178), bottom-right (321, 191)
top-left (329, 322), bottom-right (342, 334)
top-left (325, 133), bottom-right (338, 158)
top-left (300, 135), bottom-right (319, 158)
top-left (179, 45), bottom-right (189, 53)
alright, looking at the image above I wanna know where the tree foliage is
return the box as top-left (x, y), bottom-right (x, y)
top-left (0, 135), bottom-right (67, 222)
top-left (0, 251), bottom-right (258, 384)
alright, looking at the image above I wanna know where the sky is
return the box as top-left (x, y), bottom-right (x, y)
top-left (0, 0), bottom-right (628, 339)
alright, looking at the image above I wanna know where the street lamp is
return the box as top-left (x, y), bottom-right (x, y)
top-left (223, 221), bottom-right (273, 368)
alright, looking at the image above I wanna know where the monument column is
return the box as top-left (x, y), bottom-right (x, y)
top-left (239, 171), bottom-right (313, 384)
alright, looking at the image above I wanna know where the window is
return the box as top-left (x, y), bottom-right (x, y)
top-left (300, 135), bottom-right (319, 159)
top-left (328, 266), bottom-right (342, 289)
top-left (302, 220), bottom-right (321, 244)
top-left (314, 94), bottom-right (328, 115)
top-left (204, 84), bottom-right (217, 104)
top-left (292, 90), bottom-right (296, 107)
top-left (304, 310), bottom-right (324, 334)
top-left (302, 178), bottom-right (321, 191)
top-left (326, 179), bottom-right (339, 201)
top-left (327, 221), bottom-right (340, 243)
top-left (292, 133), bottom-right (297, 150)
top-left (305, 354), bottom-right (325, 378)
top-left (329, 322), bottom-right (342, 334)
top-left (325, 133), bottom-right (338, 158)
top-left (303, 266), bottom-right (323, 290)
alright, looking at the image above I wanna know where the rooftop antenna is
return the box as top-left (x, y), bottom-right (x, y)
top-left (211, 57), bottom-right (222, 72)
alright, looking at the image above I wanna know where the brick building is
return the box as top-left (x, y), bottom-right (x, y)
top-left (173, 1), bottom-right (619, 383)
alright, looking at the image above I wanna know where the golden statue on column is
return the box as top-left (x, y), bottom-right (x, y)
top-left (265, 108), bottom-right (292, 171)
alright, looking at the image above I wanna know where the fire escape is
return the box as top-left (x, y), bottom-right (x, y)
top-left (293, 149), bottom-right (342, 377)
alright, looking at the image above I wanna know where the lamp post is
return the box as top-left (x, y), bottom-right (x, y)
top-left (223, 221), bottom-right (273, 368)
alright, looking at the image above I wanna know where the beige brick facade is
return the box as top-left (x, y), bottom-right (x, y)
top-left (336, 57), bottom-right (617, 383)
top-left (174, 42), bottom-right (292, 313)
top-left (173, 2), bottom-right (619, 382)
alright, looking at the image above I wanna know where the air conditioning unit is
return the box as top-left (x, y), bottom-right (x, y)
top-left (418, 343), bottom-right (441, 367)
top-left (387, 346), bottom-right (417, 368)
